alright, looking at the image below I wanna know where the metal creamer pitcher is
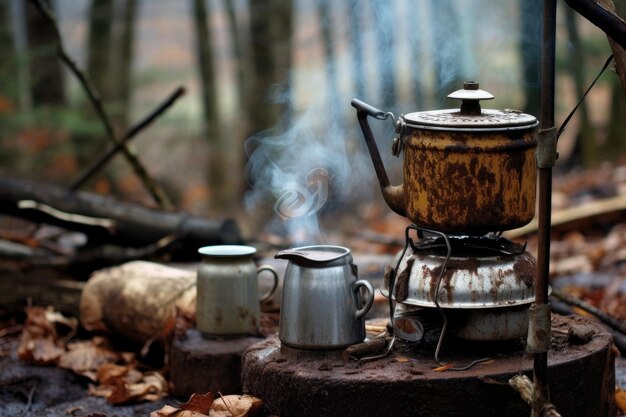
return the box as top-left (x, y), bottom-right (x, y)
top-left (275, 245), bottom-right (374, 350)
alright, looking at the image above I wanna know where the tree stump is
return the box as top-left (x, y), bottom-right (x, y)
top-left (169, 328), bottom-right (263, 399)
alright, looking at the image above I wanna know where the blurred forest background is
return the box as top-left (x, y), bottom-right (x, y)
top-left (0, 0), bottom-right (624, 241)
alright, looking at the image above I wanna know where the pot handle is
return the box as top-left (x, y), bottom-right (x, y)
top-left (351, 99), bottom-right (390, 120)
top-left (353, 280), bottom-right (374, 320)
top-left (257, 265), bottom-right (279, 302)
top-left (351, 99), bottom-right (394, 192)
top-left (351, 99), bottom-right (407, 218)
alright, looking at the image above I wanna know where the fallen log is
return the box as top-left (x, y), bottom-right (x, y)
top-left (0, 176), bottom-right (241, 258)
top-left (505, 193), bottom-right (626, 239)
top-left (0, 270), bottom-right (84, 315)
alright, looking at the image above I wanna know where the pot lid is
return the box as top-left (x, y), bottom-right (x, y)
top-left (402, 81), bottom-right (538, 130)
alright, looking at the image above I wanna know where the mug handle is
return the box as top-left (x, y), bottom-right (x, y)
top-left (353, 279), bottom-right (374, 319)
top-left (257, 265), bottom-right (279, 302)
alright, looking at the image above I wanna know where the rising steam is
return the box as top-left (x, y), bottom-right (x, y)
top-left (244, 0), bottom-right (529, 244)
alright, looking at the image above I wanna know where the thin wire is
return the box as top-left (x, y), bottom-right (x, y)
top-left (556, 54), bottom-right (614, 140)
top-left (430, 230), bottom-right (452, 366)
top-left (359, 225), bottom-right (414, 363)
top-left (418, 228), bottom-right (491, 371)
top-left (388, 225), bottom-right (417, 327)
top-left (378, 225), bottom-right (493, 370)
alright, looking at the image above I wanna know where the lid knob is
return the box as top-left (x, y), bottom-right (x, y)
top-left (447, 81), bottom-right (494, 115)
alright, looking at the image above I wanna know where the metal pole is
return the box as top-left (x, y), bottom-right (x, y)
top-left (528, 0), bottom-right (557, 417)
top-left (529, 0), bottom-right (558, 416)
top-left (532, 171), bottom-right (552, 417)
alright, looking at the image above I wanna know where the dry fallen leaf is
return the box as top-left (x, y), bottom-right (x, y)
top-left (150, 405), bottom-right (189, 417)
top-left (150, 405), bottom-right (207, 417)
top-left (209, 395), bottom-right (263, 417)
top-left (180, 392), bottom-right (215, 413)
top-left (58, 337), bottom-right (123, 381)
top-left (89, 363), bottom-right (168, 404)
top-left (45, 308), bottom-right (78, 334)
top-left (97, 363), bottom-right (142, 385)
top-left (150, 393), bottom-right (263, 417)
top-left (616, 387), bottom-right (626, 414)
top-left (17, 306), bottom-right (65, 365)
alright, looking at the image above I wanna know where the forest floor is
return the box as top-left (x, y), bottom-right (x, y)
top-left (3, 159), bottom-right (626, 416)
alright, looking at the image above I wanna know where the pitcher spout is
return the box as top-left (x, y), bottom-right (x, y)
top-left (275, 245), bottom-right (351, 267)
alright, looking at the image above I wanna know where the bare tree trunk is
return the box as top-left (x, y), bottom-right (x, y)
top-left (605, 75), bottom-right (626, 156)
top-left (349, 0), bottom-right (365, 100)
top-left (247, 0), bottom-right (293, 138)
top-left (597, 0), bottom-right (626, 94)
top-left (192, 0), bottom-right (226, 212)
top-left (371, 1), bottom-right (396, 108)
top-left (225, 0), bottom-right (249, 199)
top-left (87, 0), bottom-right (114, 99)
top-left (603, 0), bottom-right (626, 156)
top-left (79, 0), bottom-right (116, 175)
top-left (0, 1), bottom-right (16, 168)
top-left (26, 0), bottom-right (65, 106)
top-left (565, 5), bottom-right (599, 166)
top-left (428, 0), bottom-right (463, 106)
top-left (110, 0), bottom-right (138, 133)
top-left (519, 0), bottom-right (542, 116)
top-left (316, 0), bottom-right (341, 117)
top-left (0, 1), bottom-right (18, 106)
top-left (408, 2), bottom-right (425, 108)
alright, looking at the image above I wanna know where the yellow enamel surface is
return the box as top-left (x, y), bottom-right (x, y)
top-left (399, 129), bottom-right (537, 233)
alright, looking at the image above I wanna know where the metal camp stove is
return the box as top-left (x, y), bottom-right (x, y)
top-left (380, 225), bottom-right (538, 367)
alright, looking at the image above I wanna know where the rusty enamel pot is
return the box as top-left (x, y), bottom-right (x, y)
top-left (352, 82), bottom-right (538, 234)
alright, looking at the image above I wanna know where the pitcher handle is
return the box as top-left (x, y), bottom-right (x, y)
top-left (257, 265), bottom-right (279, 302)
top-left (353, 279), bottom-right (374, 320)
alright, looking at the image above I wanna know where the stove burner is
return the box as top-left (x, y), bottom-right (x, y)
top-left (410, 234), bottom-right (526, 257)
top-left (377, 225), bottom-right (537, 370)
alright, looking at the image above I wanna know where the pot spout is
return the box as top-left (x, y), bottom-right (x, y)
top-left (381, 185), bottom-right (406, 217)
top-left (351, 99), bottom-right (406, 218)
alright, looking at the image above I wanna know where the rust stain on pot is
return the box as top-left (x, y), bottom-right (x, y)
top-left (504, 149), bottom-right (526, 181)
top-left (427, 257), bottom-right (480, 304)
top-left (513, 254), bottom-right (536, 288)
top-left (394, 256), bottom-right (414, 302)
top-left (489, 268), bottom-right (506, 302)
top-left (399, 127), bottom-right (537, 234)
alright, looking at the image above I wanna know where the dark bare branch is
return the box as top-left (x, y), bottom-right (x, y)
top-left (70, 86), bottom-right (186, 191)
top-left (29, 0), bottom-right (173, 209)
top-left (564, 0), bottom-right (626, 49)
top-left (551, 288), bottom-right (626, 334)
top-left (0, 176), bottom-right (241, 253)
